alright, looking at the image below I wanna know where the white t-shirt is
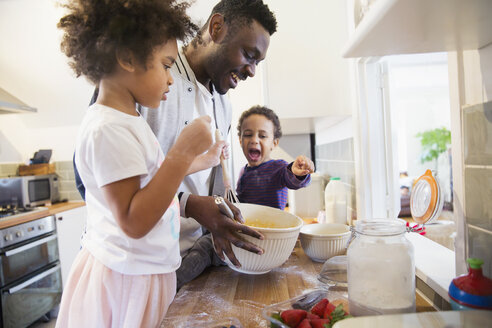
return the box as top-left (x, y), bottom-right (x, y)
top-left (75, 104), bottom-right (181, 275)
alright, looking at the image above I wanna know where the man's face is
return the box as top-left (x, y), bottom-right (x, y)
top-left (206, 20), bottom-right (270, 94)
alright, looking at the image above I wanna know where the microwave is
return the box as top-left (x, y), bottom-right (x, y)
top-left (0, 174), bottom-right (60, 208)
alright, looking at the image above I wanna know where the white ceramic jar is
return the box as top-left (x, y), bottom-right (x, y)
top-left (347, 219), bottom-right (415, 316)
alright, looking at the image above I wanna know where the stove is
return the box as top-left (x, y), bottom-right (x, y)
top-left (0, 211), bottom-right (54, 248)
top-left (0, 213), bottom-right (62, 327)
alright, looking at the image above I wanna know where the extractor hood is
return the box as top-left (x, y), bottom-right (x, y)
top-left (0, 87), bottom-right (37, 114)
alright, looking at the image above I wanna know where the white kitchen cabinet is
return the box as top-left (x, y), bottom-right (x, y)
top-left (55, 206), bottom-right (87, 287)
top-left (343, 0), bottom-right (492, 58)
top-left (263, 0), bottom-right (355, 119)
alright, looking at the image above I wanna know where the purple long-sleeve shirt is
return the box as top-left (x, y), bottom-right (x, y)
top-left (236, 159), bottom-right (311, 210)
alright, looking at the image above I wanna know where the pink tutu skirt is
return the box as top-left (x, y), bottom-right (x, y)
top-left (55, 248), bottom-right (176, 328)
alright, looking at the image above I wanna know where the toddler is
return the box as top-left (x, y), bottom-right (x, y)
top-left (236, 105), bottom-right (315, 210)
top-left (56, 1), bottom-right (210, 327)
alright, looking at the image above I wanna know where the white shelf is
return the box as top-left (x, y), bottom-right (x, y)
top-left (343, 0), bottom-right (492, 58)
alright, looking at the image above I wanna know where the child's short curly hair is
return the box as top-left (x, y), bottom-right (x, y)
top-left (58, 0), bottom-right (198, 84)
top-left (237, 105), bottom-right (282, 139)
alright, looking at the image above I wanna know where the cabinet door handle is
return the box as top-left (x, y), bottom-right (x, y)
top-left (58, 216), bottom-right (63, 221)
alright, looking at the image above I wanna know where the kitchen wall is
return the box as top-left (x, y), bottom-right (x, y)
top-left (55, 160), bottom-right (83, 201)
top-left (0, 0), bottom-right (93, 163)
top-left (314, 117), bottom-right (356, 221)
top-left (454, 44), bottom-right (492, 276)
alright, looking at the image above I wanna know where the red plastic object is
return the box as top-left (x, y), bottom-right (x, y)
top-left (453, 258), bottom-right (492, 296)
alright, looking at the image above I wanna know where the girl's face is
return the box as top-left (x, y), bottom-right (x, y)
top-left (133, 38), bottom-right (178, 109)
top-left (239, 114), bottom-right (279, 167)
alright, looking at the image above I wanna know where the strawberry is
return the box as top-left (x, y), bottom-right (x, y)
top-left (323, 302), bottom-right (336, 319)
top-left (310, 318), bottom-right (331, 328)
top-left (310, 298), bottom-right (328, 317)
top-left (280, 309), bottom-right (307, 327)
top-left (297, 318), bottom-right (313, 328)
top-left (306, 313), bottom-right (320, 320)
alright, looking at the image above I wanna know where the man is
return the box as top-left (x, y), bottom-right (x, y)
top-left (141, 0), bottom-right (277, 289)
top-left (75, 0), bottom-right (277, 289)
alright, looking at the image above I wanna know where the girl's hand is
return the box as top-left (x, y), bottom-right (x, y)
top-left (186, 140), bottom-right (229, 175)
top-left (292, 155), bottom-right (315, 176)
top-left (221, 143), bottom-right (230, 160)
top-left (173, 116), bottom-right (213, 159)
top-left (207, 140), bottom-right (229, 164)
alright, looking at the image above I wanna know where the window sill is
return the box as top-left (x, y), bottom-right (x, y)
top-left (406, 233), bottom-right (455, 302)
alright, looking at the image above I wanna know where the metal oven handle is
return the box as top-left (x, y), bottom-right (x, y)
top-left (4, 234), bottom-right (57, 256)
top-left (7, 264), bottom-right (61, 294)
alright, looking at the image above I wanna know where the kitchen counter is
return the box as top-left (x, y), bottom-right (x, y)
top-left (0, 201), bottom-right (85, 229)
top-left (163, 243), bottom-right (434, 327)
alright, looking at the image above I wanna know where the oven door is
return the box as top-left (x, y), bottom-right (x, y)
top-left (1, 263), bottom-right (62, 328)
top-left (0, 233), bottom-right (59, 286)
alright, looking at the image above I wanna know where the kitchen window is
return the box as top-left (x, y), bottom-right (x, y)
top-left (354, 52), bottom-right (457, 305)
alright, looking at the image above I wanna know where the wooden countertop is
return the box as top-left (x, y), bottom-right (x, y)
top-left (163, 244), bottom-right (435, 328)
top-left (0, 201), bottom-right (85, 229)
top-left (46, 201), bottom-right (86, 215)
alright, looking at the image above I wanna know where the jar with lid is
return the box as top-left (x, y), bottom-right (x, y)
top-left (347, 219), bottom-right (415, 316)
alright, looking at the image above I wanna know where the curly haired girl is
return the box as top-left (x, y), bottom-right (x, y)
top-left (55, 1), bottom-right (214, 326)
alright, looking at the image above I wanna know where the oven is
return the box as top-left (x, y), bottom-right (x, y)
top-left (0, 215), bottom-right (62, 328)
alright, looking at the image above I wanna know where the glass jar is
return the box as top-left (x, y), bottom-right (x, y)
top-left (347, 219), bottom-right (415, 316)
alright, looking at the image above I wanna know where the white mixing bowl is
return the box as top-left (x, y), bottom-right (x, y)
top-left (300, 223), bottom-right (351, 262)
top-left (223, 203), bottom-right (303, 274)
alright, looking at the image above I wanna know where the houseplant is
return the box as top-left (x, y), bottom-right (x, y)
top-left (416, 127), bottom-right (451, 170)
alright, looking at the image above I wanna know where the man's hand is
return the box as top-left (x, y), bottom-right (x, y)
top-left (185, 195), bottom-right (264, 267)
top-left (291, 155), bottom-right (315, 176)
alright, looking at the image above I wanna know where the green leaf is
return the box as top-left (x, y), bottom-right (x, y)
top-left (324, 305), bottom-right (353, 328)
top-left (270, 312), bottom-right (284, 328)
top-left (415, 127), bottom-right (451, 164)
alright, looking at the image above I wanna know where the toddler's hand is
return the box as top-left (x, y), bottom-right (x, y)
top-left (292, 155), bottom-right (315, 176)
top-left (174, 116), bottom-right (213, 158)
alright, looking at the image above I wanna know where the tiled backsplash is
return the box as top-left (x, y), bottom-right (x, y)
top-left (0, 163), bottom-right (18, 177)
top-left (315, 138), bottom-right (356, 221)
top-left (55, 161), bottom-right (83, 201)
top-left (0, 160), bottom-right (82, 201)
top-left (462, 100), bottom-right (492, 276)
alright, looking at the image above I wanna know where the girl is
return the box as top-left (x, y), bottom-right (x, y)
top-left (56, 1), bottom-right (215, 326)
top-left (236, 105), bottom-right (315, 210)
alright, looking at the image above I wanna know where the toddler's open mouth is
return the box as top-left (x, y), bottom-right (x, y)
top-left (248, 149), bottom-right (261, 162)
